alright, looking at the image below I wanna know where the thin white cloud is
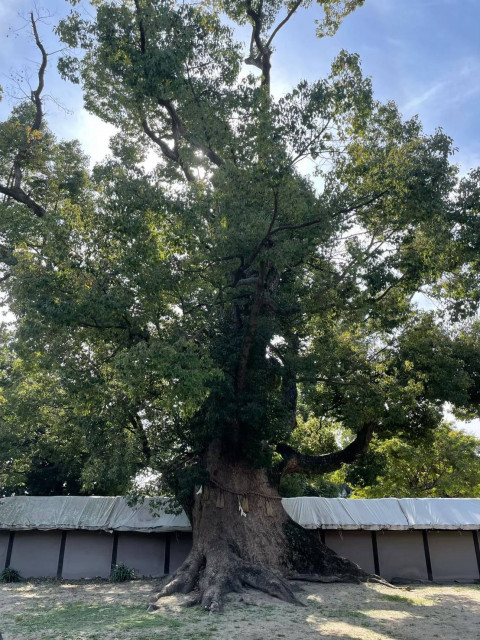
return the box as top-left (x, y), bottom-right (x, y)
top-left (402, 56), bottom-right (480, 118)
top-left (403, 81), bottom-right (446, 112)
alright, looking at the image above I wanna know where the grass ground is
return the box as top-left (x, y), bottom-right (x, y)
top-left (0, 579), bottom-right (479, 640)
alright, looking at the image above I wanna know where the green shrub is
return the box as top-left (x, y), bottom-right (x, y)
top-left (110, 564), bottom-right (135, 582)
top-left (0, 567), bottom-right (22, 583)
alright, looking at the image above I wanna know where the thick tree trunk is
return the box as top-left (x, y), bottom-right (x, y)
top-left (150, 441), bottom-right (369, 612)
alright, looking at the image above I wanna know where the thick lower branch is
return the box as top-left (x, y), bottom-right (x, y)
top-left (278, 422), bottom-right (375, 475)
top-left (0, 185), bottom-right (46, 217)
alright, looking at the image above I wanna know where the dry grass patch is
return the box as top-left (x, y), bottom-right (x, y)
top-left (0, 579), bottom-right (479, 639)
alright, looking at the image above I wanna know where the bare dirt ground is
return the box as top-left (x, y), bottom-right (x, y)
top-left (0, 579), bottom-right (479, 640)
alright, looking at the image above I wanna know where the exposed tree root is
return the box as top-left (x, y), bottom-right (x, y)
top-left (157, 552), bottom-right (204, 597)
top-left (149, 541), bottom-right (376, 612)
top-left (288, 573), bottom-right (361, 583)
top-left (147, 451), bottom-right (382, 613)
top-left (366, 575), bottom-right (401, 589)
top-left (149, 553), bottom-right (389, 613)
top-left (149, 545), bottom-right (302, 612)
top-left (240, 564), bottom-right (299, 605)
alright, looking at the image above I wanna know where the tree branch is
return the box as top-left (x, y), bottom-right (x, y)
top-left (270, 192), bottom-right (389, 237)
top-left (141, 117), bottom-right (195, 182)
top-left (278, 422), bottom-right (375, 475)
top-left (141, 118), bottom-right (177, 162)
top-left (184, 60), bottom-right (227, 166)
top-left (244, 0), bottom-right (271, 89)
top-left (133, 0), bottom-right (146, 54)
top-left (371, 273), bottom-right (406, 304)
top-left (30, 12), bottom-right (47, 133)
top-left (246, 189), bottom-right (279, 266)
top-left (128, 412), bottom-right (152, 462)
top-left (266, 1), bottom-right (303, 48)
top-left (134, 0), bottom-right (224, 174)
top-left (0, 13), bottom-right (48, 217)
top-left (0, 185), bottom-right (46, 217)
top-left (157, 98), bottom-right (224, 168)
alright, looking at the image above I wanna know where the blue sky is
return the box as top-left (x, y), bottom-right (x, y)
top-left (274, 0), bottom-right (480, 174)
top-left (1, 0), bottom-right (480, 434)
top-left (1, 0), bottom-right (479, 169)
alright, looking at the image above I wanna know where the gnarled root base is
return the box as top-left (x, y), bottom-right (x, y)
top-left (149, 445), bottom-right (374, 612)
top-left (149, 544), bottom-right (298, 612)
top-left (149, 524), bottom-right (371, 612)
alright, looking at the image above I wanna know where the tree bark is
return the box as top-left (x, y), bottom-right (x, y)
top-left (150, 440), bottom-right (369, 612)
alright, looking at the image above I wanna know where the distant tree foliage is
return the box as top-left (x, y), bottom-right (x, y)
top-left (347, 424), bottom-right (480, 498)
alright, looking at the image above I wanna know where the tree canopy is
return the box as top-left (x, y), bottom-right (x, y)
top-left (0, 0), bottom-right (479, 608)
top-left (0, 1), bottom-right (479, 499)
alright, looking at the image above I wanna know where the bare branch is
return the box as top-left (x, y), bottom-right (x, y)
top-left (30, 12), bottom-right (47, 132)
top-left (0, 12), bottom-right (48, 217)
top-left (266, 1), bottom-right (303, 47)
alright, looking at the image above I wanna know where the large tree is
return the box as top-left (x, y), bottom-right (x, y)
top-left (1, 1), bottom-right (479, 610)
